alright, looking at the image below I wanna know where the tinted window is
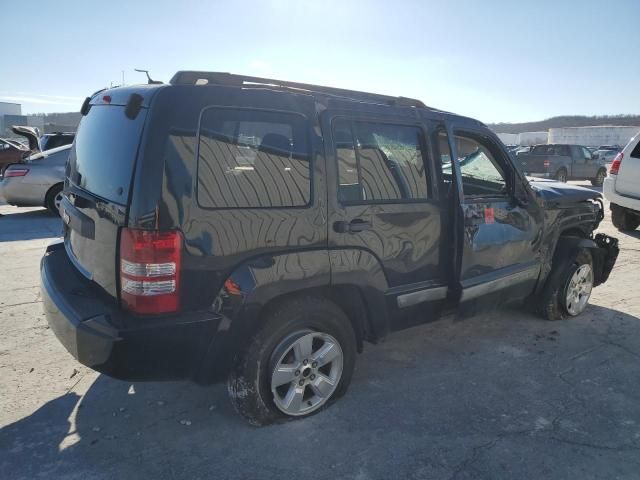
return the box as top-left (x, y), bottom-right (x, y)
top-left (70, 105), bottom-right (146, 204)
top-left (43, 135), bottom-right (74, 151)
top-left (455, 134), bottom-right (507, 197)
top-left (333, 119), bottom-right (429, 204)
top-left (631, 140), bottom-right (640, 159)
top-left (197, 108), bottom-right (311, 209)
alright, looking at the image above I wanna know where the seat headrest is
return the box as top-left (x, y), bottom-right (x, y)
top-left (259, 133), bottom-right (292, 155)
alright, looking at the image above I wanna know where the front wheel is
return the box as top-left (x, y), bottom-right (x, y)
top-left (539, 249), bottom-right (593, 320)
top-left (227, 296), bottom-right (357, 425)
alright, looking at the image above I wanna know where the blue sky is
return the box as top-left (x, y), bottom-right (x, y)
top-left (1, 0), bottom-right (638, 123)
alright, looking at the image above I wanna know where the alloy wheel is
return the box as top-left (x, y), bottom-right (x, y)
top-left (565, 264), bottom-right (593, 316)
top-left (270, 331), bottom-right (343, 416)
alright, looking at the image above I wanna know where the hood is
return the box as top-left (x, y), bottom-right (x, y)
top-left (528, 177), bottom-right (601, 205)
top-left (11, 126), bottom-right (41, 152)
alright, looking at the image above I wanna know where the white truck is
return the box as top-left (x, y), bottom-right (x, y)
top-left (603, 133), bottom-right (640, 231)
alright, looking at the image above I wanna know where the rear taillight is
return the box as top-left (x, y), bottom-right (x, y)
top-left (610, 152), bottom-right (623, 175)
top-left (4, 168), bottom-right (29, 177)
top-left (119, 228), bottom-right (183, 315)
top-left (543, 159), bottom-right (550, 168)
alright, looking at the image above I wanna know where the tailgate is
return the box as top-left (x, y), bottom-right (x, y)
top-left (63, 103), bottom-right (148, 298)
top-left (615, 140), bottom-right (640, 199)
top-left (516, 154), bottom-right (549, 174)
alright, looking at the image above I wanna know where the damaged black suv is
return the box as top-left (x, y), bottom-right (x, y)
top-left (41, 71), bottom-right (618, 425)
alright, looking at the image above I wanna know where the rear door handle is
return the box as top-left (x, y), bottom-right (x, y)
top-left (333, 219), bottom-right (372, 234)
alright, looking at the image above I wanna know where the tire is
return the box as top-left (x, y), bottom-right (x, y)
top-left (227, 295), bottom-right (357, 426)
top-left (590, 169), bottom-right (606, 187)
top-left (539, 249), bottom-right (593, 321)
top-left (555, 168), bottom-right (568, 183)
top-left (611, 205), bottom-right (640, 232)
top-left (45, 184), bottom-right (64, 216)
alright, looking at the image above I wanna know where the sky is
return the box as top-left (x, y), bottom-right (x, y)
top-left (1, 0), bottom-right (638, 123)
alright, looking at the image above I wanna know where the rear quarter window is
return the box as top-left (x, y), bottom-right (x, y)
top-left (196, 108), bottom-right (311, 209)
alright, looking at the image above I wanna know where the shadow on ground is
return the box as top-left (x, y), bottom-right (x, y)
top-left (0, 209), bottom-right (61, 242)
top-left (2, 304), bottom-right (640, 479)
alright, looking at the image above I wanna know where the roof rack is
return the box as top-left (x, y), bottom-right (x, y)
top-left (169, 71), bottom-right (427, 108)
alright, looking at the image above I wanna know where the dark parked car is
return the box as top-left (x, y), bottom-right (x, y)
top-left (516, 144), bottom-right (609, 186)
top-left (40, 132), bottom-right (75, 151)
top-left (41, 72), bottom-right (619, 425)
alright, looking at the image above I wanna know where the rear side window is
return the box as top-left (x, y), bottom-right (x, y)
top-left (70, 105), bottom-right (146, 204)
top-left (197, 108), bottom-right (311, 209)
top-left (333, 119), bottom-right (429, 204)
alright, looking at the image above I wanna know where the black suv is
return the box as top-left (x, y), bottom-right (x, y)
top-left (41, 72), bottom-right (618, 425)
top-left (40, 132), bottom-right (75, 151)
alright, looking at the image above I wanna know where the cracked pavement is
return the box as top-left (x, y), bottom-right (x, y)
top-left (1, 183), bottom-right (640, 480)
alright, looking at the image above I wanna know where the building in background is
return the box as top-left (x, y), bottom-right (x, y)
top-left (0, 102), bottom-right (28, 136)
top-left (27, 112), bottom-right (81, 134)
top-left (548, 126), bottom-right (640, 147)
top-left (496, 131), bottom-right (548, 145)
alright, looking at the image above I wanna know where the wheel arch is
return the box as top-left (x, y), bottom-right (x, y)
top-left (195, 249), bottom-right (383, 383)
top-left (44, 182), bottom-right (64, 207)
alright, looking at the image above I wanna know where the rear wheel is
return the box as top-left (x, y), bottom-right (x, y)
top-left (539, 249), bottom-right (593, 320)
top-left (611, 204), bottom-right (640, 231)
top-left (590, 168), bottom-right (606, 187)
top-left (45, 184), bottom-right (64, 216)
top-left (555, 168), bottom-right (568, 183)
top-left (227, 295), bottom-right (357, 425)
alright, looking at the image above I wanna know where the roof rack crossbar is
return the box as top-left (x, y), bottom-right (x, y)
top-left (169, 71), bottom-right (427, 108)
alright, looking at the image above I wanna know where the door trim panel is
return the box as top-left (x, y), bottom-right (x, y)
top-left (396, 285), bottom-right (448, 308)
top-left (461, 262), bottom-right (540, 302)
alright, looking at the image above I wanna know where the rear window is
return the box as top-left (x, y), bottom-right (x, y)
top-left (531, 145), bottom-right (569, 156)
top-left (69, 105), bottom-right (146, 204)
top-left (197, 108), bottom-right (311, 209)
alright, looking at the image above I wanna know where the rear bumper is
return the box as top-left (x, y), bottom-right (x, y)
top-left (41, 242), bottom-right (230, 383)
top-left (604, 176), bottom-right (640, 213)
top-left (0, 177), bottom-right (45, 206)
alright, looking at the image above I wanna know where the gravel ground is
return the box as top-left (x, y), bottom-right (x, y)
top-left (1, 183), bottom-right (639, 479)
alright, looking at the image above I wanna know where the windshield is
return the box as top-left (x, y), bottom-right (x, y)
top-left (68, 105), bottom-right (147, 204)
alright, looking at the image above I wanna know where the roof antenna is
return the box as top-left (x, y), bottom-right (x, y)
top-left (134, 68), bottom-right (162, 84)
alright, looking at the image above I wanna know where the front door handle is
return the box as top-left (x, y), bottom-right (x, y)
top-left (333, 219), bottom-right (372, 234)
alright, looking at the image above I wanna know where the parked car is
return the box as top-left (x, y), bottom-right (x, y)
top-left (0, 144), bottom-right (70, 214)
top-left (603, 134), bottom-right (640, 231)
top-left (0, 138), bottom-right (30, 173)
top-left (40, 132), bottom-right (75, 151)
top-left (593, 149), bottom-right (619, 163)
top-left (598, 145), bottom-right (622, 152)
top-left (41, 72), bottom-right (619, 425)
top-left (516, 144), bottom-right (608, 185)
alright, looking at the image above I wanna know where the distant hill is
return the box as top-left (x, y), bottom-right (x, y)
top-left (489, 115), bottom-right (640, 134)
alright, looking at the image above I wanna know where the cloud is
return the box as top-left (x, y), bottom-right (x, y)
top-left (0, 93), bottom-right (83, 105)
